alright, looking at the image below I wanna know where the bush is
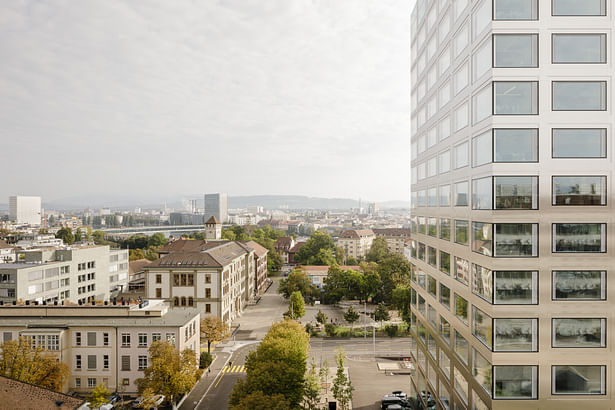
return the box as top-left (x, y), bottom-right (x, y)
top-left (200, 352), bottom-right (213, 369)
top-left (325, 323), bottom-right (336, 337)
top-left (385, 324), bottom-right (399, 338)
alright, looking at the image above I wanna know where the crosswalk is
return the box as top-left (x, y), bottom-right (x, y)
top-left (221, 364), bottom-right (246, 374)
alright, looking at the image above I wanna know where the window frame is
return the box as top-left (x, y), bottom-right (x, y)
top-left (494, 270), bottom-right (539, 305)
top-left (492, 0), bottom-right (539, 21)
top-left (551, 128), bottom-right (607, 159)
top-left (492, 33), bottom-right (539, 68)
top-left (552, 223), bottom-right (607, 253)
top-left (493, 128), bottom-right (539, 163)
top-left (551, 0), bottom-right (607, 16)
top-left (494, 223), bottom-right (539, 258)
top-left (493, 81), bottom-right (539, 115)
top-left (551, 270), bottom-right (606, 301)
top-left (551, 365), bottom-right (607, 396)
top-left (552, 33), bottom-right (607, 64)
top-left (551, 318), bottom-right (607, 349)
top-left (552, 81), bottom-right (607, 111)
top-left (492, 365), bottom-right (539, 400)
top-left (551, 175), bottom-right (607, 206)
top-left (493, 318), bottom-right (539, 352)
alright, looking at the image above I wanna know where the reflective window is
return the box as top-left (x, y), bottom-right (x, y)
top-left (494, 82), bottom-right (538, 115)
top-left (494, 0), bottom-right (538, 20)
top-left (454, 142), bottom-right (469, 169)
top-left (552, 176), bottom-right (606, 206)
top-left (440, 250), bottom-right (451, 275)
top-left (428, 304), bottom-right (438, 328)
top-left (440, 283), bottom-right (451, 308)
top-left (495, 176), bottom-right (538, 209)
top-left (418, 243), bottom-right (426, 261)
top-left (439, 150), bottom-right (451, 173)
top-left (440, 218), bottom-right (451, 240)
top-left (473, 390), bottom-right (489, 410)
top-left (472, 0), bottom-right (491, 39)
top-left (553, 34), bottom-right (606, 64)
top-left (440, 81), bottom-right (452, 108)
top-left (439, 185), bottom-right (451, 206)
top-left (473, 131), bottom-right (492, 167)
top-left (441, 316), bottom-right (452, 344)
top-left (455, 220), bottom-right (469, 245)
top-left (455, 257), bottom-right (470, 285)
top-left (552, 0), bottom-right (606, 16)
top-left (472, 307), bottom-right (493, 349)
top-left (494, 271), bottom-right (538, 304)
top-left (428, 187), bottom-right (438, 207)
top-left (455, 294), bottom-right (469, 323)
top-left (473, 37), bottom-right (492, 80)
top-left (472, 222), bottom-right (493, 256)
top-left (473, 264), bottom-right (493, 303)
top-left (454, 62), bottom-right (469, 95)
top-left (439, 47), bottom-right (451, 76)
top-left (494, 129), bottom-right (538, 162)
top-left (428, 217), bottom-right (437, 237)
top-left (552, 129), bottom-right (606, 158)
top-left (455, 330), bottom-right (469, 363)
top-left (454, 181), bottom-right (469, 206)
top-left (473, 350), bottom-right (492, 396)
top-left (493, 34), bottom-right (538, 67)
top-left (552, 223), bottom-right (606, 253)
top-left (418, 294), bottom-right (426, 315)
top-left (494, 223), bottom-right (538, 257)
top-left (552, 366), bottom-right (606, 395)
top-left (439, 12), bottom-right (451, 44)
top-left (440, 381), bottom-right (451, 409)
top-left (455, 103), bottom-right (469, 131)
top-left (552, 318), bottom-right (606, 348)
top-left (418, 216), bottom-right (426, 234)
top-left (552, 271), bottom-right (606, 301)
top-left (428, 247), bottom-right (437, 267)
top-left (494, 318), bottom-right (538, 351)
top-left (454, 367), bottom-right (469, 404)
top-left (553, 81), bottom-right (606, 111)
top-left (472, 177), bottom-right (492, 210)
top-left (439, 116), bottom-right (451, 140)
top-left (493, 366), bottom-right (538, 399)
top-left (473, 85), bottom-right (492, 124)
top-left (454, 0), bottom-right (468, 20)
top-left (454, 25), bottom-right (469, 58)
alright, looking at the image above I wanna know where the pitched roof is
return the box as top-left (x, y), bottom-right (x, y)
top-left (275, 237), bottom-right (293, 248)
top-left (289, 241), bottom-right (306, 253)
top-left (150, 240), bottom-right (249, 268)
top-left (148, 251), bottom-right (223, 268)
top-left (129, 258), bottom-right (152, 275)
top-left (205, 216), bottom-right (221, 224)
top-left (340, 229), bottom-right (375, 239)
top-left (159, 239), bottom-right (227, 254)
top-left (372, 228), bottom-right (412, 237)
top-left (0, 239), bottom-right (12, 249)
top-left (242, 240), bottom-right (269, 257)
top-left (0, 375), bottom-right (85, 410)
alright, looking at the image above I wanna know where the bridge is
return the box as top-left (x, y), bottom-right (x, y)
top-left (102, 225), bottom-right (205, 237)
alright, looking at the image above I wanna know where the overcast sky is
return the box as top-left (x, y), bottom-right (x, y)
top-left (0, 0), bottom-right (411, 204)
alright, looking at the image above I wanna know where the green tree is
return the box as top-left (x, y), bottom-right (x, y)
top-left (295, 231), bottom-right (337, 265)
top-left (87, 382), bottom-right (111, 409)
top-left (135, 341), bottom-right (201, 407)
top-left (48, 215), bottom-right (55, 226)
top-left (343, 306), bottom-right (360, 336)
top-left (74, 228), bottom-right (83, 242)
top-left (278, 270), bottom-right (318, 301)
top-left (345, 256), bottom-right (358, 265)
top-left (55, 228), bottom-right (74, 245)
top-left (303, 358), bottom-right (321, 410)
top-left (332, 348), bottom-right (354, 410)
top-left (308, 248), bottom-right (337, 266)
top-left (365, 237), bottom-right (390, 263)
top-left (267, 249), bottom-right (283, 272)
top-left (92, 230), bottom-right (106, 244)
top-left (200, 316), bottom-right (229, 354)
top-left (0, 336), bottom-right (69, 392)
top-left (287, 291), bottom-right (305, 320)
top-left (373, 303), bottom-right (390, 327)
top-left (148, 232), bottom-right (167, 247)
top-left (392, 285), bottom-right (411, 324)
top-left (316, 310), bottom-right (328, 326)
top-left (230, 391), bottom-right (291, 410)
top-left (221, 228), bottom-right (236, 241)
top-left (357, 271), bottom-right (381, 303)
top-left (374, 253), bottom-right (412, 304)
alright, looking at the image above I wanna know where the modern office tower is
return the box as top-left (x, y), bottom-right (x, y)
top-left (8, 196), bottom-right (41, 226)
top-left (410, 1), bottom-right (611, 409)
top-left (204, 193), bottom-right (228, 223)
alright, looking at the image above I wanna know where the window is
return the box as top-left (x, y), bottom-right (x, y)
top-left (493, 366), bottom-right (538, 399)
top-left (122, 378), bottom-right (130, 386)
top-left (76, 355), bottom-right (82, 370)
top-left (138, 356), bottom-right (148, 371)
top-left (494, 224), bottom-right (538, 257)
top-left (454, 220), bottom-right (469, 245)
top-left (439, 116), bottom-right (451, 141)
top-left (88, 378), bottom-right (96, 388)
top-left (495, 318), bottom-right (538, 351)
top-left (473, 349), bottom-right (492, 394)
top-left (427, 275), bottom-right (437, 296)
top-left (205, 274), bottom-right (211, 284)
top-left (439, 251), bottom-right (450, 275)
top-left (454, 367), bottom-right (469, 404)
top-left (494, 0), bottom-right (537, 20)
top-left (418, 243), bottom-right (426, 261)
top-left (494, 82), bottom-right (538, 115)
top-left (552, 129), bottom-right (606, 158)
top-left (418, 295), bottom-right (426, 316)
top-left (552, 176), bottom-right (606, 205)
top-left (439, 185), bottom-right (451, 206)
top-left (495, 271), bottom-right (538, 304)
top-left (455, 257), bottom-right (470, 285)
top-left (455, 294), bottom-right (468, 323)
top-left (494, 129), bottom-right (538, 162)
top-left (166, 333), bottom-right (176, 346)
top-left (138, 333), bottom-right (147, 347)
top-left (472, 307), bottom-right (493, 349)
top-left (553, 318), bottom-right (606, 348)
top-left (472, 177), bottom-right (492, 210)
top-left (439, 150), bottom-right (450, 173)
top-left (76, 332), bottom-right (81, 346)
top-left (553, 223), bottom-right (606, 253)
top-left (495, 176), bottom-right (538, 209)
top-left (473, 264), bottom-right (493, 303)
top-left (103, 355), bottom-right (109, 370)
top-left (206, 304), bottom-right (211, 313)
top-left (440, 316), bottom-right (451, 344)
top-left (454, 26), bottom-right (469, 58)
top-left (454, 63), bottom-right (469, 95)
top-left (102, 333), bottom-right (109, 346)
top-left (156, 288), bottom-right (162, 298)
top-left (428, 187), bottom-right (437, 207)
top-left (454, 182), bottom-right (469, 206)
top-left (152, 332), bottom-right (162, 342)
top-left (553, 271), bottom-right (606, 301)
top-left (440, 218), bottom-right (451, 240)
top-left (552, 366), bottom-right (606, 395)
top-left (121, 356), bottom-right (130, 371)
top-left (455, 330), bottom-right (469, 364)
top-left (454, 0), bottom-right (468, 20)
top-left (87, 332), bottom-right (96, 347)
top-left (121, 333), bottom-right (130, 347)
top-left (440, 381), bottom-right (451, 409)
top-left (552, 0), bottom-right (606, 16)
top-left (473, 85), bottom-right (492, 124)
top-left (428, 218), bottom-right (437, 237)
top-left (472, 222), bottom-right (493, 256)
top-left (553, 34), bottom-right (606, 64)
top-left (2, 332), bottom-right (11, 343)
top-left (494, 34), bottom-right (538, 68)
top-left (440, 284), bottom-right (451, 308)
top-left (88, 355), bottom-right (97, 370)
top-left (473, 131), bottom-right (492, 167)
top-left (553, 81), bottom-right (606, 111)
top-left (75, 378), bottom-right (81, 388)
top-left (473, 0), bottom-right (491, 39)
top-left (155, 274), bottom-right (162, 284)
top-left (454, 103), bottom-right (469, 130)
top-left (473, 37), bottom-right (492, 80)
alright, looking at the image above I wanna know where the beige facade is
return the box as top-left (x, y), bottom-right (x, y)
top-left (0, 300), bottom-right (199, 394)
top-left (373, 228), bottom-right (412, 254)
top-left (411, 0), bottom-right (614, 409)
top-left (337, 229), bottom-right (375, 260)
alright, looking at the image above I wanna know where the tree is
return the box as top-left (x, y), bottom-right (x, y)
top-left (316, 310), bottom-right (328, 326)
top-left (74, 228), bottom-right (83, 243)
top-left (278, 270), bottom-right (318, 301)
top-left (93, 230), bottom-right (106, 244)
top-left (374, 253), bottom-right (412, 304)
top-left (200, 317), bottom-right (229, 354)
top-left (287, 291), bottom-right (305, 320)
top-left (303, 358), bottom-right (321, 410)
top-left (392, 285), bottom-right (411, 324)
top-left (343, 306), bottom-right (360, 335)
top-left (308, 248), bottom-right (337, 266)
top-left (295, 231), bottom-right (337, 265)
top-left (319, 359), bottom-right (331, 399)
top-left (55, 228), bottom-right (74, 245)
top-left (87, 382), bottom-right (111, 409)
top-left (346, 256), bottom-right (358, 265)
top-left (148, 232), bottom-right (167, 247)
top-left (373, 303), bottom-right (390, 327)
top-left (267, 249), bottom-right (283, 272)
top-left (365, 237), bottom-right (390, 263)
top-left (0, 336), bottom-right (69, 391)
top-left (230, 391), bottom-right (291, 410)
top-left (332, 348), bottom-right (353, 410)
top-left (136, 341), bottom-right (201, 408)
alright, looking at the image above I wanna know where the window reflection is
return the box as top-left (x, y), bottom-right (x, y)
top-left (552, 271), bottom-right (606, 301)
top-left (494, 224), bottom-right (537, 257)
top-left (553, 81), bottom-right (606, 111)
top-left (494, 366), bottom-right (538, 399)
top-left (495, 176), bottom-right (538, 209)
top-left (552, 129), bottom-right (606, 158)
top-left (552, 176), bottom-right (606, 206)
top-left (553, 223), bottom-right (606, 253)
top-left (552, 366), bottom-right (606, 395)
top-left (494, 271), bottom-right (537, 304)
top-left (494, 318), bottom-right (537, 351)
top-left (494, 129), bottom-right (538, 162)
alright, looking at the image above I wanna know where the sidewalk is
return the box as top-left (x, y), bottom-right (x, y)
top-left (178, 350), bottom-right (231, 410)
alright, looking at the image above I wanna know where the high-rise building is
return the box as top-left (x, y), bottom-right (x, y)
top-left (410, 1), bottom-right (612, 409)
top-left (204, 193), bottom-right (228, 223)
top-left (8, 196), bottom-right (41, 226)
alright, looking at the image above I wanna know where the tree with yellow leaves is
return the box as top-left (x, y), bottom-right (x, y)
top-left (200, 316), bottom-right (229, 354)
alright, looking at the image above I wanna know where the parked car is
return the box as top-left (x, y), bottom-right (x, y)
top-left (132, 394), bottom-right (165, 409)
top-left (392, 390), bottom-right (408, 399)
top-left (381, 394), bottom-right (412, 410)
top-left (106, 393), bottom-right (120, 405)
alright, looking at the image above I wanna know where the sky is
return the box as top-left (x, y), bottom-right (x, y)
top-left (0, 0), bottom-right (411, 204)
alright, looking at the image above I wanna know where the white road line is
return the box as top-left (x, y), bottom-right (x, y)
top-left (196, 354), bottom-right (232, 410)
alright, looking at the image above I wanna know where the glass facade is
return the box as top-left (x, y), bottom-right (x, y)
top-left (552, 81), bottom-right (607, 111)
top-left (552, 271), bottom-right (606, 301)
top-left (552, 223), bottom-right (606, 253)
top-left (494, 223), bottom-right (538, 257)
top-left (493, 34), bottom-right (538, 67)
top-left (552, 366), bottom-right (606, 395)
top-left (552, 129), bottom-right (606, 158)
top-left (552, 176), bottom-right (606, 206)
top-left (552, 318), bottom-right (606, 348)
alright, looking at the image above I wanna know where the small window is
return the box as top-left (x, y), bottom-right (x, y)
top-left (473, 85), bottom-right (492, 124)
top-left (454, 220), bottom-right (469, 245)
top-left (455, 294), bottom-right (469, 324)
top-left (87, 332), bottom-right (96, 347)
top-left (494, 366), bottom-right (538, 399)
top-left (552, 366), bottom-right (606, 395)
top-left (439, 185), bottom-right (450, 206)
top-left (439, 283), bottom-right (451, 308)
top-left (75, 378), bottom-right (81, 388)
top-left (552, 81), bottom-right (606, 111)
top-left (454, 257), bottom-right (470, 285)
top-left (103, 333), bottom-right (109, 346)
top-left (553, 34), bottom-right (606, 64)
top-left (552, 0), bottom-right (606, 16)
top-left (552, 318), bottom-right (606, 348)
top-left (88, 378), bottom-right (96, 388)
top-left (473, 264), bottom-right (493, 303)
top-left (494, 0), bottom-right (538, 20)
top-left (121, 356), bottom-right (130, 371)
top-left (472, 222), bottom-right (493, 256)
top-left (454, 181), bottom-right (469, 206)
top-left (552, 176), bottom-right (606, 205)
top-left (121, 333), bottom-right (130, 348)
top-left (552, 129), bottom-right (606, 158)
top-left (439, 251), bottom-right (451, 275)
top-left (76, 355), bottom-right (82, 370)
top-left (472, 307), bottom-right (493, 349)
top-left (472, 177), bottom-right (492, 210)
top-left (494, 129), bottom-right (538, 162)
top-left (440, 316), bottom-right (451, 344)
top-left (454, 330), bottom-right (469, 364)
top-left (87, 355), bottom-right (96, 370)
top-left (493, 34), bottom-right (538, 67)
top-left (75, 332), bottom-right (81, 346)
top-left (472, 131), bottom-right (492, 167)
top-left (440, 218), bottom-right (451, 240)
top-left (138, 333), bottom-right (147, 347)
top-left (155, 274), bottom-right (162, 284)
top-left (552, 223), bottom-right (606, 253)
top-left (552, 271), bottom-right (606, 301)
top-left (103, 355), bottom-right (109, 370)
top-left (494, 81), bottom-right (538, 115)
top-left (138, 355), bottom-right (148, 371)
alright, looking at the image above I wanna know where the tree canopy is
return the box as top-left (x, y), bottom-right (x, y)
top-left (278, 270), bottom-right (319, 302)
top-left (200, 317), bottom-right (229, 354)
top-left (287, 291), bottom-right (305, 320)
top-left (55, 228), bottom-right (74, 245)
top-left (365, 237), bottom-right (389, 263)
top-left (294, 231), bottom-right (343, 265)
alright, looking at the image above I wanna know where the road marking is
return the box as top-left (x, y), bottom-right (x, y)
top-left (221, 364), bottom-right (246, 374)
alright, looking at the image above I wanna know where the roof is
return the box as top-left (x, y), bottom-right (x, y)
top-left (0, 375), bottom-right (85, 410)
top-left (159, 239), bottom-right (228, 254)
top-left (150, 241), bottom-right (249, 269)
top-left (275, 237), bottom-right (293, 248)
top-left (205, 216), bottom-right (221, 224)
top-left (242, 240), bottom-right (269, 257)
top-left (289, 241), bottom-right (306, 253)
top-left (340, 229), bottom-right (375, 239)
top-left (298, 265), bottom-right (361, 272)
top-left (129, 259), bottom-right (152, 275)
top-left (372, 228), bottom-right (412, 237)
top-left (0, 239), bottom-right (12, 249)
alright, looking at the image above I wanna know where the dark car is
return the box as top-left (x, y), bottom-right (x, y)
top-left (381, 395), bottom-right (412, 410)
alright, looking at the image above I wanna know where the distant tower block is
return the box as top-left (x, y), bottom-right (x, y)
top-left (204, 216), bottom-right (222, 240)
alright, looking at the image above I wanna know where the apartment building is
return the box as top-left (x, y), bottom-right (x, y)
top-left (243, 240), bottom-right (269, 294)
top-left (8, 196), bottom-right (41, 226)
top-left (373, 228), bottom-right (412, 254)
top-left (0, 245), bottom-right (128, 305)
top-left (0, 300), bottom-right (199, 394)
top-left (204, 193), bottom-right (228, 223)
top-left (410, 1), bottom-right (613, 409)
top-left (337, 229), bottom-right (375, 260)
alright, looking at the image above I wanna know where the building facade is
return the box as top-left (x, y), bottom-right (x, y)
top-left (337, 229), bottom-right (375, 260)
top-left (410, 1), bottom-right (613, 409)
top-left (8, 196), bottom-right (41, 226)
top-left (373, 228), bottom-right (412, 254)
top-left (204, 193), bottom-right (228, 223)
top-left (0, 300), bottom-right (199, 395)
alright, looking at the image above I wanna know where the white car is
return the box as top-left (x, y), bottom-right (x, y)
top-left (132, 394), bottom-right (165, 409)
